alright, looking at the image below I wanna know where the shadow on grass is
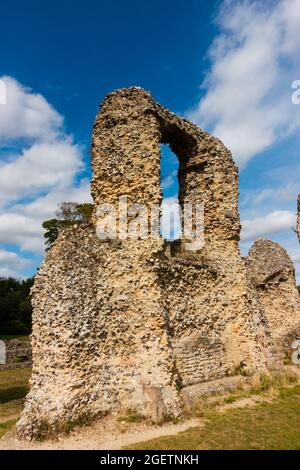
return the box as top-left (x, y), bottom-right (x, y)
top-left (0, 386), bottom-right (28, 404)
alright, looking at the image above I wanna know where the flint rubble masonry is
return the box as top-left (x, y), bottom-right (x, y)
top-left (17, 88), bottom-right (300, 440)
top-left (297, 194), bottom-right (300, 245)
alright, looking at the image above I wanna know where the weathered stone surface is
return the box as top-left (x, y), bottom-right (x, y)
top-left (180, 376), bottom-right (244, 408)
top-left (297, 194), bottom-right (300, 245)
top-left (246, 239), bottom-right (300, 358)
top-left (18, 226), bottom-right (180, 439)
top-left (17, 87), bottom-right (300, 440)
top-left (91, 87), bottom-right (240, 256)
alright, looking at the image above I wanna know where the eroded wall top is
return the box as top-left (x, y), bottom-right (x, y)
top-left (91, 87), bottom-right (241, 253)
top-left (247, 239), bottom-right (296, 288)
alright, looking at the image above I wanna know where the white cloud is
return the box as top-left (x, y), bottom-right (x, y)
top-left (240, 182), bottom-right (300, 210)
top-left (0, 249), bottom-right (32, 278)
top-left (161, 171), bottom-right (177, 191)
top-left (292, 253), bottom-right (300, 264)
top-left (0, 76), bottom-right (91, 276)
top-left (241, 210), bottom-right (296, 241)
top-left (0, 76), bottom-right (62, 142)
top-left (0, 139), bottom-right (83, 206)
top-left (161, 197), bottom-right (182, 240)
top-left (187, 0), bottom-right (300, 167)
top-left (0, 179), bottom-right (92, 255)
top-left (13, 178), bottom-right (92, 221)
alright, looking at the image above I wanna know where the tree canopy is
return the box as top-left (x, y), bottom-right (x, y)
top-left (43, 202), bottom-right (93, 250)
top-left (0, 277), bottom-right (34, 336)
top-left (0, 202), bottom-right (93, 335)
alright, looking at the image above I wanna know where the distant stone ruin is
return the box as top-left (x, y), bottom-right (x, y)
top-left (297, 193), bottom-right (300, 245)
top-left (247, 240), bottom-right (300, 359)
top-left (0, 339), bottom-right (31, 370)
top-left (17, 88), bottom-right (300, 440)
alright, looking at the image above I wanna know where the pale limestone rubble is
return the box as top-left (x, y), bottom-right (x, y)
top-left (17, 88), bottom-right (300, 439)
top-left (297, 194), bottom-right (300, 245)
top-left (246, 239), bottom-right (300, 361)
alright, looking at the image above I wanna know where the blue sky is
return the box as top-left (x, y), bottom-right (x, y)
top-left (0, 0), bottom-right (300, 281)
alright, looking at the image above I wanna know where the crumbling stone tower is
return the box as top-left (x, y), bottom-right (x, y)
top-left (247, 239), bottom-right (300, 358)
top-left (297, 194), bottom-right (300, 245)
top-left (17, 88), bottom-right (300, 440)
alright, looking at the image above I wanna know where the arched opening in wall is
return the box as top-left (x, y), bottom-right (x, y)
top-left (160, 144), bottom-right (181, 240)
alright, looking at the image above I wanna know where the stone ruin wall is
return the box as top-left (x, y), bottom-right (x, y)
top-left (91, 88), bottom-right (270, 382)
top-left (246, 240), bottom-right (300, 362)
top-left (17, 88), bottom-right (300, 440)
top-left (297, 193), bottom-right (300, 245)
top-left (91, 88), bottom-right (241, 257)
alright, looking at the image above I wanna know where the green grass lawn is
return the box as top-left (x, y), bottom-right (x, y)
top-left (0, 368), bottom-right (31, 437)
top-left (126, 385), bottom-right (300, 450)
top-left (0, 367), bottom-right (300, 448)
top-left (0, 368), bottom-right (31, 403)
top-left (0, 419), bottom-right (18, 438)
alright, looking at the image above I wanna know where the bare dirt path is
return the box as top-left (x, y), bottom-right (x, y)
top-left (0, 417), bottom-right (202, 450)
top-left (0, 393), bottom-right (269, 450)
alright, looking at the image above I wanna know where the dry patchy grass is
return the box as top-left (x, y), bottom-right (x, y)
top-left (0, 368), bottom-right (31, 404)
top-left (0, 368), bottom-right (31, 436)
top-left (126, 384), bottom-right (300, 450)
